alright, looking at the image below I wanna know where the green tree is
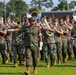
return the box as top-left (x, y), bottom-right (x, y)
top-left (0, 2), bottom-right (4, 16)
top-left (30, 0), bottom-right (54, 10)
top-left (52, 6), bottom-right (59, 11)
top-left (58, 0), bottom-right (68, 10)
top-left (6, 0), bottom-right (28, 19)
top-left (69, 1), bottom-right (76, 9)
top-left (52, 0), bottom-right (68, 11)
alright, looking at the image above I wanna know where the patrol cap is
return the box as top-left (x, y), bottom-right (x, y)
top-left (54, 18), bottom-right (59, 22)
top-left (65, 15), bottom-right (70, 20)
top-left (29, 17), bottom-right (35, 22)
top-left (24, 17), bottom-right (29, 21)
top-left (47, 17), bottom-right (52, 21)
top-left (6, 16), bottom-right (11, 19)
top-left (59, 18), bottom-right (63, 22)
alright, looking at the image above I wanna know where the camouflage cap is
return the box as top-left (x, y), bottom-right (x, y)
top-left (65, 15), bottom-right (70, 20)
top-left (59, 18), bottom-right (63, 22)
top-left (24, 17), bottom-right (29, 21)
top-left (47, 17), bottom-right (52, 21)
top-left (54, 18), bottom-right (59, 22)
top-left (29, 17), bottom-right (35, 22)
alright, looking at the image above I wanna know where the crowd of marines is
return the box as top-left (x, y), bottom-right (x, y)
top-left (0, 15), bottom-right (76, 75)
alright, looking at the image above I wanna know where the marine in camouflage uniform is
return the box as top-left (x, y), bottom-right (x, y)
top-left (54, 19), bottom-right (63, 64)
top-left (5, 17), bottom-right (13, 62)
top-left (16, 17), bottom-right (42, 75)
top-left (11, 24), bottom-right (26, 67)
top-left (18, 17), bottom-right (30, 66)
top-left (16, 30), bottom-right (25, 66)
top-left (0, 17), bottom-right (8, 64)
top-left (71, 19), bottom-right (76, 59)
top-left (42, 17), bottom-right (56, 66)
top-left (12, 25), bottom-right (19, 67)
top-left (59, 19), bottom-right (68, 62)
top-left (64, 16), bottom-right (73, 60)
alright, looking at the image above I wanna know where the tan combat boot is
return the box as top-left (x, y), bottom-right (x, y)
top-left (58, 60), bottom-right (61, 64)
top-left (5, 59), bottom-right (8, 64)
top-left (45, 62), bottom-right (50, 68)
top-left (23, 60), bottom-right (26, 65)
top-left (63, 58), bottom-right (67, 62)
top-left (14, 63), bottom-right (18, 67)
top-left (25, 67), bottom-right (30, 75)
top-left (33, 67), bottom-right (37, 74)
top-left (53, 60), bottom-right (56, 65)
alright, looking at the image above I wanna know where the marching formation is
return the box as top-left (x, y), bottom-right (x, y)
top-left (0, 15), bottom-right (76, 75)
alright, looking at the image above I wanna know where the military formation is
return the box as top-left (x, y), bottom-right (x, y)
top-left (0, 15), bottom-right (76, 75)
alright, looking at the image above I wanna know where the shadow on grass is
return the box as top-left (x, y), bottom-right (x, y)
top-left (0, 72), bottom-right (31, 75)
top-left (0, 72), bottom-right (23, 74)
top-left (0, 65), bottom-right (14, 67)
top-left (54, 65), bottom-right (76, 67)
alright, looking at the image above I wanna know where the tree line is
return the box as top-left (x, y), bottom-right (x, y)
top-left (0, 0), bottom-right (76, 19)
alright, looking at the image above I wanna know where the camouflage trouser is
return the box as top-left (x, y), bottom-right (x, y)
top-left (62, 39), bottom-right (67, 60)
top-left (18, 44), bottom-right (26, 61)
top-left (0, 44), bottom-right (8, 62)
top-left (43, 42), bottom-right (56, 65)
top-left (67, 39), bottom-right (73, 58)
top-left (56, 42), bottom-right (62, 61)
top-left (12, 44), bottom-right (26, 63)
top-left (12, 45), bottom-right (18, 63)
top-left (48, 43), bottom-right (56, 64)
top-left (5, 39), bottom-right (13, 60)
top-left (5, 39), bottom-right (11, 52)
top-left (42, 43), bottom-right (50, 63)
top-left (73, 39), bottom-right (76, 58)
top-left (25, 46), bottom-right (38, 67)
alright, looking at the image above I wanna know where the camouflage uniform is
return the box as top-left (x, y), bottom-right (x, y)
top-left (5, 23), bottom-right (13, 62)
top-left (54, 25), bottom-right (62, 63)
top-left (0, 24), bottom-right (8, 64)
top-left (12, 28), bottom-right (26, 66)
top-left (66, 23), bottom-right (73, 60)
top-left (71, 24), bottom-right (76, 59)
top-left (20, 25), bottom-right (41, 67)
top-left (60, 24), bottom-right (68, 62)
top-left (17, 31), bottom-right (25, 66)
top-left (12, 26), bottom-right (22, 66)
top-left (42, 25), bottom-right (56, 66)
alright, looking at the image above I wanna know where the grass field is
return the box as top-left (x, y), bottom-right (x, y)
top-left (0, 57), bottom-right (76, 75)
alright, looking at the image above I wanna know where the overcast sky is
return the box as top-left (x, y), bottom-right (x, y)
top-left (0, 0), bottom-right (76, 7)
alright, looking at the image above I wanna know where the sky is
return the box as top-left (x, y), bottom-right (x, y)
top-left (0, 0), bottom-right (76, 7)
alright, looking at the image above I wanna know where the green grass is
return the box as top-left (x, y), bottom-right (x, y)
top-left (0, 57), bottom-right (76, 75)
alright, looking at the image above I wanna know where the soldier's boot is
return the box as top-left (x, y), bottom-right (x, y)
top-left (2, 58), bottom-right (8, 64)
top-left (23, 59), bottom-right (26, 65)
top-left (19, 61), bottom-right (23, 66)
top-left (51, 60), bottom-right (56, 66)
top-left (33, 67), bottom-right (37, 74)
top-left (58, 60), bottom-right (61, 64)
top-left (13, 63), bottom-right (18, 67)
top-left (53, 60), bottom-right (56, 65)
top-left (25, 67), bottom-right (30, 75)
top-left (5, 59), bottom-right (8, 64)
top-left (63, 58), bottom-right (67, 62)
top-left (45, 62), bottom-right (50, 68)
